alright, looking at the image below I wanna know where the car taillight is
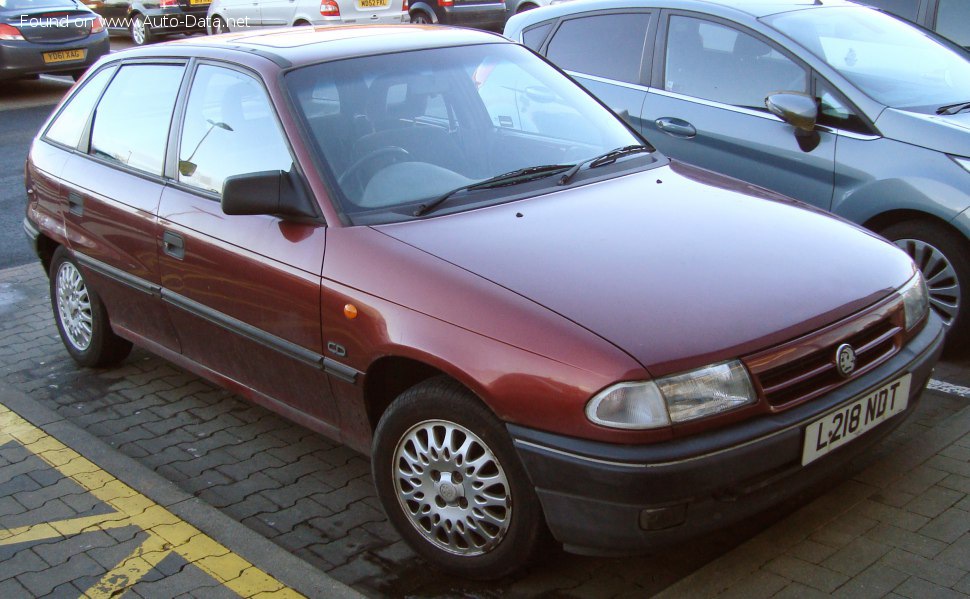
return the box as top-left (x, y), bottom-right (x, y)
top-left (402, 0), bottom-right (408, 10)
top-left (320, 0), bottom-right (340, 16)
top-left (160, 0), bottom-right (178, 7)
top-left (438, 0), bottom-right (453, 5)
top-left (0, 23), bottom-right (25, 40)
top-left (90, 16), bottom-right (105, 33)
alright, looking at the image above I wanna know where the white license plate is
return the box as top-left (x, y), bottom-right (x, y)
top-left (802, 373), bottom-right (911, 466)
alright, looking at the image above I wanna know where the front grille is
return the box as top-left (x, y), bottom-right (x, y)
top-left (745, 300), bottom-right (904, 410)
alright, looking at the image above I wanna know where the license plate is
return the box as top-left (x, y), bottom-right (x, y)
top-left (357, 0), bottom-right (389, 7)
top-left (189, 0), bottom-right (210, 5)
top-left (802, 373), bottom-right (911, 466)
top-left (42, 49), bottom-right (86, 64)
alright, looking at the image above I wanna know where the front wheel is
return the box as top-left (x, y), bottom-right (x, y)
top-left (372, 377), bottom-right (546, 579)
top-left (882, 220), bottom-right (970, 352)
top-left (49, 247), bottom-right (132, 367)
top-left (130, 13), bottom-right (155, 46)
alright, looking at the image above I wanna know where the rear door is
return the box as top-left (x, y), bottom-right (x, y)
top-left (541, 10), bottom-right (654, 132)
top-left (59, 61), bottom-right (185, 352)
top-left (157, 62), bottom-right (338, 427)
top-left (641, 12), bottom-right (836, 208)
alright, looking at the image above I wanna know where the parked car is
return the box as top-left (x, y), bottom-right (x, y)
top-left (0, 0), bottom-right (109, 80)
top-left (407, 0), bottom-right (505, 32)
top-left (206, 0), bottom-right (407, 34)
top-left (504, 0), bottom-right (550, 19)
top-left (93, 0), bottom-right (208, 45)
top-left (857, 0), bottom-right (969, 50)
top-left (25, 25), bottom-right (943, 577)
top-left (507, 0), bottom-right (970, 352)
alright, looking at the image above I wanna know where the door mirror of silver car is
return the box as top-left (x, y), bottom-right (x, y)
top-left (222, 169), bottom-right (317, 219)
top-left (765, 92), bottom-right (818, 133)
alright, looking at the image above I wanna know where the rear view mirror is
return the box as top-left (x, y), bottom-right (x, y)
top-left (222, 169), bottom-right (317, 219)
top-left (765, 92), bottom-right (818, 133)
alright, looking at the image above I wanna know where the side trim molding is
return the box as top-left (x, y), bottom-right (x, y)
top-left (74, 251), bottom-right (360, 384)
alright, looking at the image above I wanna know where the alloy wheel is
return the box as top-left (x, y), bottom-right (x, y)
top-left (55, 262), bottom-right (93, 351)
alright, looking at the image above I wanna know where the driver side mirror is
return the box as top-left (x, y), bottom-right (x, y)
top-left (222, 169), bottom-right (317, 219)
top-left (765, 92), bottom-right (818, 134)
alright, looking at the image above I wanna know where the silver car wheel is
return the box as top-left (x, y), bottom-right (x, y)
top-left (895, 237), bottom-right (961, 326)
top-left (55, 262), bottom-right (93, 351)
top-left (393, 419), bottom-right (511, 556)
top-left (131, 15), bottom-right (147, 45)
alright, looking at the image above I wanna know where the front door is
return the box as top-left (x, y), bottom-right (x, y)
top-left (642, 13), bottom-right (836, 208)
top-left (157, 63), bottom-right (337, 427)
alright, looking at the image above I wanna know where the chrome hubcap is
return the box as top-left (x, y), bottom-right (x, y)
top-left (895, 238), bottom-right (961, 327)
top-left (55, 262), bottom-right (93, 351)
top-left (393, 420), bottom-right (511, 556)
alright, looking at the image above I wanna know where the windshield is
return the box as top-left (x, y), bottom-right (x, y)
top-left (286, 43), bottom-right (648, 224)
top-left (765, 6), bottom-right (970, 111)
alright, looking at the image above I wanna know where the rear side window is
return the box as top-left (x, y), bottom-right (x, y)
top-left (177, 65), bottom-right (293, 195)
top-left (545, 13), bottom-right (650, 84)
top-left (45, 66), bottom-right (116, 149)
top-left (936, 0), bottom-right (970, 47)
top-left (522, 22), bottom-right (553, 51)
top-left (89, 64), bottom-right (184, 176)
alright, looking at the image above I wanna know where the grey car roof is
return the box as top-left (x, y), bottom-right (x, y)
top-left (510, 0), bottom-right (858, 23)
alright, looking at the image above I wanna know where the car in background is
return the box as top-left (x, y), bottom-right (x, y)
top-left (408, 0), bottom-right (505, 31)
top-left (504, 0), bottom-right (549, 19)
top-left (507, 0), bottom-right (970, 352)
top-left (25, 24), bottom-right (943, 578)
top-left (92, 0), bottom-right (208, 46)
top-left (0, 0), bottom-right (109, 80)
top-left (206, 0), bottom-right (407, 34)
top-left (857, 0), bottom-right (969, 50)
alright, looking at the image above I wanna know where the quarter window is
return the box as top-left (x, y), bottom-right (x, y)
top-left (522, 22), bottom-right (553, 51)
top-left (177, 65), bottom-right (293, 195)
top-left (545, 13), bottom-right (650, 84)
top-left (89, 64), bottom-right (183, 176)
top-left (664, 16), bottom-right (807, 109)
top-left (45, 66), bottom-right (116, 149)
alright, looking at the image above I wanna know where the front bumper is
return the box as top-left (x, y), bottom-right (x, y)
top-left (509, 313), bottom-right (945, 555)
top-left (0, 32), bottom-right (109, 80)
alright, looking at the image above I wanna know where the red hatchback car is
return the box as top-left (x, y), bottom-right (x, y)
top-left (24, 25), bottom-right (944, 578)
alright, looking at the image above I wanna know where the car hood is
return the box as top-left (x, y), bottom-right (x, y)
top-left (876, 108), bottom-right (970, 157)
top-left (377, 162), bottom-right (916, 376)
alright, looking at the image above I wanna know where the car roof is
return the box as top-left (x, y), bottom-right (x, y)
top-left (108, 25), bottom-right (511, 69)
top-left (510, 0), bottom-right (858, 23)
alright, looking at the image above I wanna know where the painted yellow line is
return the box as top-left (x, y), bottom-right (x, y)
top-left (0, 403), bottom-right (306, 598)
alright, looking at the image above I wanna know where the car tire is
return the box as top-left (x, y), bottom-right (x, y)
top-left (882, 220), bottom-right (970, 352)
top-left (130, 13), bottom-right (155, 46)
top-left (372, 376), bottom-right (547, 579)
top-left (49, 247), bottom-right (133, 368)
top-left (210, 15), bottom-right (229, 35)
top-left (410, 10), bottom-right (433, 24)
top-left (516, 2), bottom-right (538, 13)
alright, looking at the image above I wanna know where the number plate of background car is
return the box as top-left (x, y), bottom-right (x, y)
top-left (357, 0), bottom-right (389, 7)
top-left (802, 374), bottom-right (911, 465)
top-left (43, 49), bottom-right (85, 64)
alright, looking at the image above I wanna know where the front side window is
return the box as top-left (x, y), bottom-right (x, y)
top-left (664, 16), bottom-right (807, 109)
top-left (177, 65), bottom-right (293, 195)
top-left (287, 44), bottom-right (650, 225)
top-left (545, 13), bottom-right (651, 84)
top-left (45, 66), bottom-right (116, 149)
top-left (766, 6), bottom-right (970, 111)
top-left (936, 0), bottom-right (970, 48)
top-left (859, 0), bottom-right (919, 22)
top-left (89, 64), bottom-right (183, 176)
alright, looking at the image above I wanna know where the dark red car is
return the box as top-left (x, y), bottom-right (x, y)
top-left (24, 25), bottom-right (944, 578)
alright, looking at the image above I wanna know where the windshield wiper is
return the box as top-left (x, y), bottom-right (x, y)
top-left (412, 164), bottom-right (572, 217)
top-left (558, 144), bottom-right (653, 186)
top-left (937, 101), bottom-right (970, 115)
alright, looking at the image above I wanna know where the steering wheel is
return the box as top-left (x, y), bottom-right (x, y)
top-left (338, 146), bottom-right (412, 192)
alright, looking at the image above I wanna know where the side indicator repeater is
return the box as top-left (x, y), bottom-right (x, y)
top-left (344, 304), bottom-right (358, 319)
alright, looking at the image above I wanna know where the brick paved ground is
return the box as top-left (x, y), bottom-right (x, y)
top-left (2, 261), bottom-right (968, 598)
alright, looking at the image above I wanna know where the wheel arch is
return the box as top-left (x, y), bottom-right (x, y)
top-left (863, 209), bottom-right (969, 248)
top-left (36, 233), bottom-right (60, 275)
top-left (408, 2), bottom-right (438, 23)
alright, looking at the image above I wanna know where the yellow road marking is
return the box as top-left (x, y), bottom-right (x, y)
top-left (0, 403), bottom-right (305, 598)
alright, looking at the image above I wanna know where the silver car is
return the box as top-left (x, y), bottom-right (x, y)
top-left (506, 0), bottom-right (970, 351)
top-left (206, 0), bottom-right (407, 33)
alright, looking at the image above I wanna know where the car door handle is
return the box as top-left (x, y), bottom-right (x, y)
top-left (162, 231), bottom-right (185, 260)
top-left (655, 117), bottom-right (697, 139)
top-left (68, 191), bottom-right (84, 216)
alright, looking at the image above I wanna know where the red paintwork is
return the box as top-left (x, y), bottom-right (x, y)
top-left (26, 26), bottom-right (921, 451)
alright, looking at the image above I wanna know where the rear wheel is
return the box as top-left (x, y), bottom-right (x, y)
top-left (410, 10), bottom-right (432, 24)
top-left (516, 2), bottom-right (538, 13)
top-left (49, 247), bottom-right (132, 367)
top-left (210, 15), bottom-right (229, 35)
top-left (882, 220), bottom-right (970, 352)
top-left (130, 13), bottom-right (155, 46)
top-left (372, 377), bottom-right (546, 579)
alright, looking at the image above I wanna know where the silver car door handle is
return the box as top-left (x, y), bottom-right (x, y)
top-left (655, 117), bottom-right (697, 139)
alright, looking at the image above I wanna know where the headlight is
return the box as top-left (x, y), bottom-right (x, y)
top-left (586, 360), bottom-right (756, 430)
top-left (899, 271), bottom-right (929, 330)
top-left (951, 155), bottom-right (970, 174)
